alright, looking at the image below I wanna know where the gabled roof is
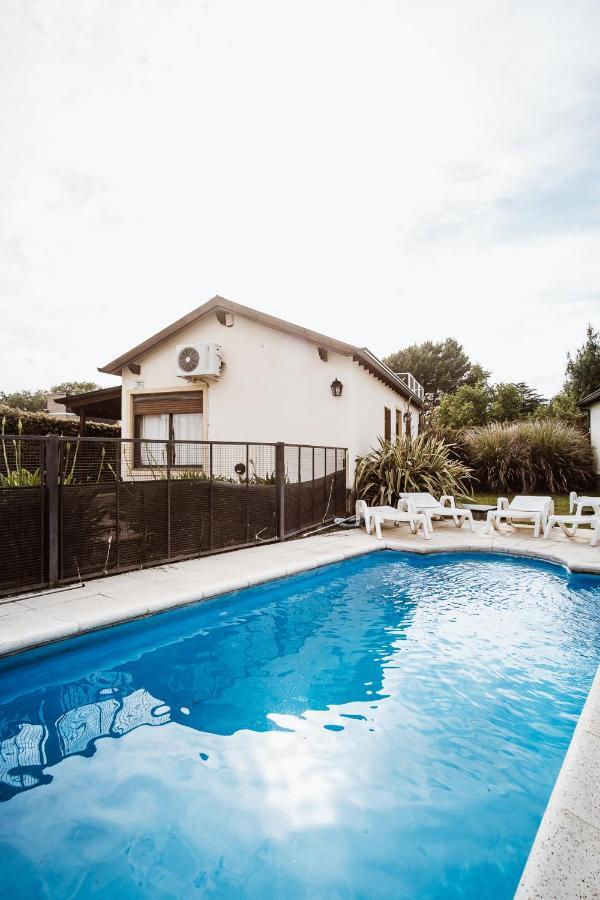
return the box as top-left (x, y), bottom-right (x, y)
top-left (98, 295), bottom-right (423, 405)
top-left (578, 387), bottom-right (600, 408)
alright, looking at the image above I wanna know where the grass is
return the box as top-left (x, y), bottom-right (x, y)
top-left (462, 493), bottom-right (573, 515)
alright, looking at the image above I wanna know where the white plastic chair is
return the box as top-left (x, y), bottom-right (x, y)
top-left (569, 492), bottom-right (600, 516)
top-left (486, 496), bottom-right (553, 539)
top-left (398, 492), bottom-right (474, 532)
top-left (544, 512), bottom-right (600, 546)
top-left (355, 500), bottom-right (430, 540)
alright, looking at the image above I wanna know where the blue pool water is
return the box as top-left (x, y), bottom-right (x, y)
top-left (1, 551), bottom-right (600, 899)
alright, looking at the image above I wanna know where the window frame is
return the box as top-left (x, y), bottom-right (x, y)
top-left (384, 406), bottom-right (391, 442)
top-left (132, 392), bottom-right (204, 468)
top-left (134, 412), bottom-right (204, 467)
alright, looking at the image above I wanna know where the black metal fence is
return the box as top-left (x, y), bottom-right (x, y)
top-left (0, 436), bottom-right (347, 597)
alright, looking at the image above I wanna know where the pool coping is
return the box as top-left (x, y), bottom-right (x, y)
top-left (1, 524), bottom-right (600, 897)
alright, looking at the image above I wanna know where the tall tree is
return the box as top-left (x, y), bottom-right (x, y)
top-left (0, 389), bottom-right (47, 412)
top-left (384, 338), bottom-right (489, 407)
top-left (434, 381), bottom-right (493, 428)
top-left (1, 381), bottom-right (100, 413)
top-left (51, 381), bottom-right (100, 395)
top-left (564, 324), bottom-right (600, 400)
top-left (435, 381), bottom-right (546, 429)
top-left (490, 382), bottom-right (545, 421)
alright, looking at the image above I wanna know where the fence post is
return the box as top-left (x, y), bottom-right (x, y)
top-left (46, 434), bottom-right (60, 585)
top-left (166, 440), bottom-right (172, 560)
top-left (275, 442), bottom-right (285, 541)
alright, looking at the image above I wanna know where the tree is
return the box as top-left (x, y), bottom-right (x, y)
top-left (489, 383), bottom-right (524, 422)
top-left (384, 338), bottom-right (489, 408)
top-left (513, 382), bottom-right (546, 416)
top-left (435, 380), bottom-right (545, 429)
top-left (564, 324), bottom-right (600, 401)
top-left (534, 390), bottom-right (585, 428)
top-left (0, 389), bottom-right (47, 412)
top-left (434, 381), bottom-right (493, 428)
top-left (490, 382), bottom-right (545, 422)
top-left (0, 381), bottom-right (100, 413)
top-left (51, 381), bottom-right (100, 395)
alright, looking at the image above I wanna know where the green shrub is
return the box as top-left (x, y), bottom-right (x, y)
top-left (0, 404), bottom-right (119, 438)
top-left (462, 420), bottom-right (595, 493)
top-left (353, 434), bottom-right (473, 505)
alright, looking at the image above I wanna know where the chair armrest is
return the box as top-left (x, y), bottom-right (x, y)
top-left (439, 495), bottom-right (456, 508)
top-left (396, 498), bottom-right (408, 511)
top-left (355, 500), bottom-right (367, 524)
top-left (497, 497), bottom-right (509, 511)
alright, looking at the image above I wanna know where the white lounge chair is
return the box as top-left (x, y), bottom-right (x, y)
top-left (355, 500), bottom-right (430, 541)
top-left (398, 492), bottom-right (474, 532)
top-left (569, 492), bottom-right (600, 516)
top-left (544, 512), bottom-right (600, 546)
top-left (486, 496), bottom-right (553, 539)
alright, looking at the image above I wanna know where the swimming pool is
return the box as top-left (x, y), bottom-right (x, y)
top-left (1, 550), bottom-right (599, 898)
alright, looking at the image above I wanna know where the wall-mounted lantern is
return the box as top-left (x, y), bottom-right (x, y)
top-left (403, 410), bottom-right (412, 430)
top-left (330, 379), bottom-right (343, 397)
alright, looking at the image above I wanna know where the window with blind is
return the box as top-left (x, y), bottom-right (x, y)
top-left (133, 392), bottom-right (203, 466)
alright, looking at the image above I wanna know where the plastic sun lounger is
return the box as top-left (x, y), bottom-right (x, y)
top-left (398, 492), bottom-right (474, 532)
top-left (569, 492), bottom-right (600, 516)
top-left (355, 500), bottom-right (430, 541)
top-left (486, 496), bottom-right (553, 539)
top-left (544, 513), bottom-right (600, 546)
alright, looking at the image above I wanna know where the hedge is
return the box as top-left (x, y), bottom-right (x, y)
top-left (461, 420), bottom-right (595, 493)
top-left (0, 405), bottom-right (120, 438)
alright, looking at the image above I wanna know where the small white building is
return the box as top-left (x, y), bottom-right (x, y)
top-left (580, 388), bottom-right (600, 489)
top-left (90, 296), bottom-right (423, 482)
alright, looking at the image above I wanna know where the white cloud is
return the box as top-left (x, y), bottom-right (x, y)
top-left (0, 0), bottom-right (599, 395)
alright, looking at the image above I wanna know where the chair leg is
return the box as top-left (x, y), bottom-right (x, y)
top-left (533, 516), bottom-right (540, 538)
top-left (374, 518), bottom-right (382, 540)
top-left (591, 522), bottom-right (599, 548)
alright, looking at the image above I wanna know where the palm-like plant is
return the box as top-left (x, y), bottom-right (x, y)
top-left (353, 434), bottom-right (473, 506)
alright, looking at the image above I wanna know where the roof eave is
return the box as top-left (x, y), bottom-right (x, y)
top-left (98, 295), bottom-right (357, 375)
top-left (96, 294), bottom-right (422, 405)
top-left (578, 388), bottom-right (600, 408)
top-left (354, 349), bottom-right (423, 406)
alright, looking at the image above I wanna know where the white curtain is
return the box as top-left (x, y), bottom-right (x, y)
top-left (140, 414), bottom-right (169, 466)
top-left (172, 413), bottom-right (203, 467)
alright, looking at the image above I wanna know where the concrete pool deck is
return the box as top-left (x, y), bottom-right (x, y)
top-left (1, 518), bottom-right (600, 897)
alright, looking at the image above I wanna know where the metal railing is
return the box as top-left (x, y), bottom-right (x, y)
top-left (395, 373), bottom-right (425, 401)
top-left (0, 436), bottom-right (347, 597)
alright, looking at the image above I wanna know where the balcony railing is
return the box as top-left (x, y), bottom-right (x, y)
top-left (395, 373), bottom-right (425, 401)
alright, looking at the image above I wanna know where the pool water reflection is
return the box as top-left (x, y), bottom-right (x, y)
top-left (0, 551), bottom-right (599, 898)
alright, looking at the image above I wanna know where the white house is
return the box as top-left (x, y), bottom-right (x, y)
top-left (62, 297), bottom-right (424, 483)
top-left (580, 388), bottom-right (600, 488)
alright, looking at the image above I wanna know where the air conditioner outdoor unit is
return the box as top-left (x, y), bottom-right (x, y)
top-left (176, 343), bottom-right (223, 379)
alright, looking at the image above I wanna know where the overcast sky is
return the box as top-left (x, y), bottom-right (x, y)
top-left (1, 0), bottom-right (599, 397)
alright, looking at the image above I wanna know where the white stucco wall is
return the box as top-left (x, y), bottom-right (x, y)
top-left (120, 311), bottom-right (419, 483)
top-left (589, 401), bottom-right (600, 476)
